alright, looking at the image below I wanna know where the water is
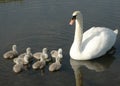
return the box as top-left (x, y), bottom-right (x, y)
top-left (0, 0), bottom-right (120, 86)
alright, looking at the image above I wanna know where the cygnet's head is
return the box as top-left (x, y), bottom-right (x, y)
top-left (58, 48), bottom-right (62, 54)
top-left (26, 47), bottom-right (31, 54)
top-left (42, 48), bottom-right (47, 53)
top-left (12, 45), bottom-right (17, 51)
top-left (58, 48), bottom-right (63, 59)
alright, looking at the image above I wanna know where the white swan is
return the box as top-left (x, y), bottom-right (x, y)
top-left (50, 48), bottom-right (63, 59)
top-left (69, 11), bottom-right (118, 60)
top-left (49, 57), bottom-right (61, 72)
top-left (3, 45), bottom-right (18, 59)
top-left (33, 48), bottom-right (48, 60)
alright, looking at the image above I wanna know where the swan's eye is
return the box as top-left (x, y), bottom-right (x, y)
top-left (72, 16), bottom-right (76, 20)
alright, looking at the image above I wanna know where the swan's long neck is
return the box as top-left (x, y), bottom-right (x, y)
top-left (73, 15), bottom-right (83, 50)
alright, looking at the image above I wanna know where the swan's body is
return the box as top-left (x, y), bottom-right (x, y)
top-left (49, 57), bottom-right (61, 72)
top-left (33, 48), bottom-right (48, 60)
top-left (69, 11), bottom-right (118, 60)
top-left (3, 45), bottom-right (18, 59)
top-left (50, 48), bottom-right (63, 59)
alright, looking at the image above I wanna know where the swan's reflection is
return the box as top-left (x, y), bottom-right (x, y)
top-left (70, 49), bottom-right (116, 86)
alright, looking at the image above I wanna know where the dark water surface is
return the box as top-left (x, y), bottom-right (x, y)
top-left (0, 0), bottom-right (120, 86)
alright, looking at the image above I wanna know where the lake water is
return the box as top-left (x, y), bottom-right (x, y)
top-left (0, 0), bottom-right (120, 86)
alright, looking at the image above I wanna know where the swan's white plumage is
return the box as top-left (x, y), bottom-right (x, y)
top-left (70, 11), bottom-right (118, 60)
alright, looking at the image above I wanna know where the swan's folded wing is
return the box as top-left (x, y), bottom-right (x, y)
top-left (82, 27), bottom-right (116, 58)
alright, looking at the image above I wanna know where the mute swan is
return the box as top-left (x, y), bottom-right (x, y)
top-left (69, 11), bottom-right (118, 60)
top-left (3, 45), bottom-right (18, 59)
top-left (50, 48), bottom-right (63, 59)
top-left (33, 48), bottom-right (48, 60)
top-left (13, 64), bottom-right (23, 73)
top-left (49, 57), bottom-right (61, 72)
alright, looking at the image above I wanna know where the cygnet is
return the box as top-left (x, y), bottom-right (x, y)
top-left (13, 47), bottom-right (32, 65)
top-left (13, 64), bottom-right (23, 73)
top-left (49, 57), bottom-right (62, 72)
top-left (50, 48), bottom-right (63, 59)
top-left (33, 48), bottom-right (48, 60)
top-left (32, 61), bottom-right (41, 69)
top-left (3, 45), bottom-right (18, 59)
top-left (32, 55), bottom-right (46, 69)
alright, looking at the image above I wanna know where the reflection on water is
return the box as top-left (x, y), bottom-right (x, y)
top-left (70, 52), bottom-right (115, 86)
top-left (0, 0), bottom-right (23, 3)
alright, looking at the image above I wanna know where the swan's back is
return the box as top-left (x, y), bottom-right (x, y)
top-left (81, 27), bottom-right (118, 59)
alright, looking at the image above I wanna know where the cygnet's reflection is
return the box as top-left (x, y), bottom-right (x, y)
top-left (70, 49), bottom-right (116, 86)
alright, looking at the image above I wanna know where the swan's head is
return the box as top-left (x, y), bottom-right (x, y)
top-left (69, 11), bottom-right (82, 25)
top-left (72, 11), bottom-right (81, 17)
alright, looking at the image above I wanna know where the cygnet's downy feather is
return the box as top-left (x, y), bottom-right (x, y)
top-left (3, 45), bottom-right (18, 59)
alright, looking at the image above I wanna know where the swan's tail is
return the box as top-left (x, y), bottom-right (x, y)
top-left (114, 29), bottom-right (118, 35)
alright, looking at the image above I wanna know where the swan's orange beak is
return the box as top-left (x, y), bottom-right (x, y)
top-left (69, 19), bottom-right (75, 25)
